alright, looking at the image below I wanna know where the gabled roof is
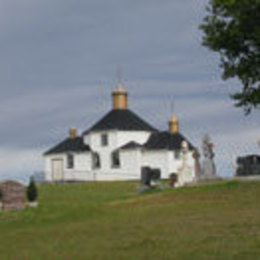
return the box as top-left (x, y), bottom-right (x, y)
top-left (44, 137), bottom-right (91, 155)
top-left (83, 109), bottom-right (157, 134)
top-left (144, 131), bottom-right (194, 151)
top-left (119, 141), bottom-right (143, 150)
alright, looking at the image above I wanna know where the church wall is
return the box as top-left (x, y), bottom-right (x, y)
top-left (45, 154), bottom-right (66, 181)
top-left (141, 150), bottom-right (195, 180)
top-left (44, 148), bottom-right (196, 183)
top-left (74, 153), bottom-right (92, 171)
top-left (168, 151), bottom-right (182, 174)
top-left (44, 153), bottom-right (93, 181)
top-left (83, 131), bottom-right (150, 150)
top-left (120, 149), bottom-right (142, 178)
top-left (116, 131), bottom-right (151, 147)
top-left (83, 130), bottom-right (151, 175)
top-left (84, 131), bottom-right (118, 172)
top-left (142, 150), bottom-right (171, 178)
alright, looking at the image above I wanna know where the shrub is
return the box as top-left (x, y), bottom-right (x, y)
top-left (27, 177), bottom-right (38, 202)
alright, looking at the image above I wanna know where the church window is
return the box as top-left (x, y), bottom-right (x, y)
top-left (67, 153), bottom-right (74, 169)
top-left (111, 151), bottom-right (121, 168)
top-left (92, 152), bottom-right (101, 169)
top-left (101, 134), bottom-right (108, 146)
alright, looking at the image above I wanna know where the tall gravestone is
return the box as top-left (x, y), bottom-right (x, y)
top-left (201, 134), bottom-right (217, 179)
top-left (192, 148), bottom-right (201, 181)
top-left (177, 141), bottom-right (193, 186)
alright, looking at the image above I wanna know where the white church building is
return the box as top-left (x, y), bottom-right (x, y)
top-left (44, 84), bottom-right (197, 184)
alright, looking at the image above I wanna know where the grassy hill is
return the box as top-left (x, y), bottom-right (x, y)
top-left (0, 180), bottom-right (259, 259)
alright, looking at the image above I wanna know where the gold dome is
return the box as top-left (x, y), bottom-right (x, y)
top-left (69, 127), bottom-right (77, 139)
top-left (112, 84), bottom-right (128, 110)
top-left (168, 113), bottom-right (179, 134)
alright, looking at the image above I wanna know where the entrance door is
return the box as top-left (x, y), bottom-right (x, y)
top-left (52, 159), bottom-right (64, 181)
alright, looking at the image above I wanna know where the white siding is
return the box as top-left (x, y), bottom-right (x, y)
top-left (44, 152), bottom-right (93, 181)
top-left (83, 130), bottom-right (151, 175)
top-left (141, 150), bottom-right (195, 181)
top-left (120, 149), bottom-right (142, 178)
top-left (116, 131), bottom-right (151, 146)
top-left (44, 130), bottom-right (196, 185)
top-left (142, 150), bottom-right (170, 178)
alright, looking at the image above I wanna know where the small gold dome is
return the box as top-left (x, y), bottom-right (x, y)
top-left (112, 84), bottom-right (128, 110)
top-left (169, 113), bottom-right (179, 134)
top-left (69, 127), bottom-right (77, 139)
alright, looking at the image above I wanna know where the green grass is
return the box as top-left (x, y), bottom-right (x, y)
top-left (0, 180), bottom-right (260, 259)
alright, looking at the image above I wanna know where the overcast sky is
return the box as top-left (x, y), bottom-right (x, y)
top-left (0, 0), bottom-right (259, 182)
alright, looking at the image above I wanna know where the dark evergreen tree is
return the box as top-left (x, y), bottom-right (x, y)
top-left (27, 177), bottom-right (38, 202)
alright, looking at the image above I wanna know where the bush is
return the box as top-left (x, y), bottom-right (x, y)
top-left (0, 189), bottom-right (2, 201)
top-left (27, 177), bottom-right (38, 202)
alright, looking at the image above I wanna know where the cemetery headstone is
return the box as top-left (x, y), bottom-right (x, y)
top-left (236, 155), bottom-right (260, 176)
top-left (192, 148), bottom-right (202, 181)
top-left (169, 173), bottom-right (178, 187)
top-left (0, 180), bottom-right (26, 211)
top-left (138, 167), bottom-right (163, 193)
top-left (201, 134), bottom-right (217, 179)
top-left (177, 141), bottom-right (193, 186)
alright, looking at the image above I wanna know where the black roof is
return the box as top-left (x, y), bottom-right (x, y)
top-left (119, 141), bottom-right (143, 150)
top-left (84, 109), bottom-right (156, 134)
top-left (44, 137), bottom-right (91, 155)
top-left (144, 131), bottom-right (194, 151)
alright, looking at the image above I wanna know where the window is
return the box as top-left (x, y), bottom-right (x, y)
top-left (111, 151), bottom-right (120, 168)
top-left (92, 152), bottom-right (101, 169)
top-left (67, 153), bottom-right (74, 169)
top-left (101, 134), bottom-right (108, 147)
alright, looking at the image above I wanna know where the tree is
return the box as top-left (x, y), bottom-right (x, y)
top-left (27, 177), bottom-right (38, 202)
top-left (200, 0), bottom-right (260, 114)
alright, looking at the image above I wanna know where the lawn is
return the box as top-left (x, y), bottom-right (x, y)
top-left (0, 180), bottom-right (259, 259)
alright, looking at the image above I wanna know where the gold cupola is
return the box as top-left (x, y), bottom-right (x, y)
top-left (168, 113), bottom-right (179, 134)
top-left (69, 127), bottom-right (77, 139)
top-left (112, 84), bottom-right (128, 110)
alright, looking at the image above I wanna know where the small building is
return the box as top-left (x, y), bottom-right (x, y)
top-left (0, 180), bottom-right (26, 211)
top-left (43, 84), bottom-right (196, 185)
top-left (236, 154), bottom-right (260, 176)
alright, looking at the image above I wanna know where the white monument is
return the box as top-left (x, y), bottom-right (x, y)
top-left (201, 134), bottom-right (217, 179)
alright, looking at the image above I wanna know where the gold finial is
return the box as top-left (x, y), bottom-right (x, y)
top-left (69, 127), bottom-right (77, 139)
top-left (169, 113), bottom-right (179, 134)
top-left (112, 83), bottom-right (128, 110)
